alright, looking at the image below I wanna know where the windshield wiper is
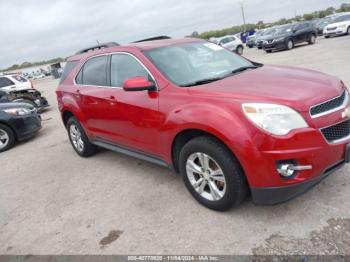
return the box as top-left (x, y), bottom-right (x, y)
top-left (180, 77), bottom-right (223, 87)
top-left (230, 66), bottom-right (258, 74)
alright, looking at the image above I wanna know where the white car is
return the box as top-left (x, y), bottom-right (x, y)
top-left (212, 35), bottom-right (244, 55)
top-left (323, 13), bottom-right (350, 38)
top-left (0, 74), bottom-right (33, 92)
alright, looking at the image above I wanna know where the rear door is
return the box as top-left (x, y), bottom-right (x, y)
top-left (74, 55), bottom-right (111, 138)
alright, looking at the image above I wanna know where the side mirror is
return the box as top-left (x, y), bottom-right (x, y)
top-left (123, 77), bottom-right (156, 92)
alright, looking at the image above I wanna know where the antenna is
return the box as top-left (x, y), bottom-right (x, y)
top-left (96, 40), bottom-right (100, 47)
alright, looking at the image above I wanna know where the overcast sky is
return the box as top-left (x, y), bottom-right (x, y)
top-left (0, 0), bottom-right (345, 68)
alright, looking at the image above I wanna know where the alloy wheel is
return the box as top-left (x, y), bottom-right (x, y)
top-left (0, 129), bottom-right (9, 150)
top-left (70, 124), bottom-right (84, 152)
top-left (186, 152), bottom-right (226, 201)
top-left (287, 40), bottom-right (293, 49)
top-left (310, 35), bottom-right (316, 43)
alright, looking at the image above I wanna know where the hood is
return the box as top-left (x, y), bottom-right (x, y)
top-left (188, 65), bottom-right (343, 112)
top-left (0, 102), bottom-right (34, 110)
top-left (325, 21), bottom-right (349, 28)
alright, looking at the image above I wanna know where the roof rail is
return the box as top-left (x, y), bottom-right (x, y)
top-left (132, 36), bottom-right (172, 43)
top-left (75, 42), bottom-right (119, 55)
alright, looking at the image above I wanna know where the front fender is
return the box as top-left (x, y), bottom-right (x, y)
top-left (160, 101), bottom-right (260, 174)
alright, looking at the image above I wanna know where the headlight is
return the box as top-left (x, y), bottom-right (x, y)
top-left (4, 108), bottom-right (32, 116)
top-left (242, 103), bottom-right (308, 136)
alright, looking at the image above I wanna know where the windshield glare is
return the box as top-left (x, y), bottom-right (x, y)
top-left (145, 42), bottom-right (254, 86)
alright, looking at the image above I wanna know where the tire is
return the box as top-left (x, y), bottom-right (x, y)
top-left (265, 50), bottom-right (272, 53)
top-left (347, 26), bottom-right (350, 35)
top-left (308, 34), bottom-right (316, 44)
top-left (286, 39), bottom-right (294, 50)
top-left (179, 136), bottom-right (248, 211)
top-left (0, 124), bottom-right (15, 153)
top-left (325, 35), bottom-right (330, 39)
top-left (236, 45), bottom-right (243, 55)
top-left (66, 117), bottom-right (97, 157)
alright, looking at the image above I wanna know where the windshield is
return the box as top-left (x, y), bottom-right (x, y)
top-left (262, 28), bottom-right (277, 36)
top-left (333, 14), bottom-right (350, 23)
top-left (273, 24), bottom-right (293, 35)
top-left (145, 42), bottom-right (255, 87)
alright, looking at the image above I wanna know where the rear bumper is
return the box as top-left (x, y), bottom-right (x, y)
top-left (251, 160), bottom-right (346, 205)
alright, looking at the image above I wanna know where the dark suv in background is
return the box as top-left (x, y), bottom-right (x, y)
top-left (261, 22), bottom-right (317, 52)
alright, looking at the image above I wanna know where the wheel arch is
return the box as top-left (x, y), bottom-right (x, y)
top-left (0, 121), bottom-right (17, 140)
top-left (171, 128), bottom-right (243, 174)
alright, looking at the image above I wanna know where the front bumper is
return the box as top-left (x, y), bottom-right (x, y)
top-left (324, 28), bottom-right (347, 37)
top-left (251, 160), bottom-right (345, 205)
top-left (263, 40), bottom-right (286, 51)
top-left (8, 113), bottom-right (42, 140)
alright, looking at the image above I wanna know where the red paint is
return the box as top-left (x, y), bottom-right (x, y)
top-left (56, 38), bottom-right (348, 189)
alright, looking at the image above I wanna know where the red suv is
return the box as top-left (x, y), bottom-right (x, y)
top-left (56, 37), bottom-right (349, 211)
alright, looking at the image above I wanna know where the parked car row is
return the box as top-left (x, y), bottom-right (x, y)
top-left (0, 74), bottom-right (49, 152)
top-left (252, 21), bottom-right (318, 53)
top-left (245, 12), bottom-right (350, 54)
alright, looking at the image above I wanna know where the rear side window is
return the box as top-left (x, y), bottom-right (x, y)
top-left (0, 77), bottom-right (15, 88)
top-left (76, 56), bottom-right (108, 86)
top-left (60, 61), bottom-right (78, 84)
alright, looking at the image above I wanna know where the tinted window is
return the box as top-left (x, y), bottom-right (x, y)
top-left (81, 56), bottom-right (108, 86)
top-left (75, 69), bottom-right (83, 85)
top-left (12, 75), bottom-right (28, 82)
top-left (111, 54), bottom-right (151, 87)
top-left (60, 61), bottom-right (78, 84)
top-left (0, 77), bottom-right (15, 88)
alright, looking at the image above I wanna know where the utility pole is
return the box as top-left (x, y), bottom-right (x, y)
top-left (240, 2), bottom-right (246, 32)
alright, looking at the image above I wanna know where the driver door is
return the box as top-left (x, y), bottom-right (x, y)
top-left (103, 53), bottom-right (161, 156)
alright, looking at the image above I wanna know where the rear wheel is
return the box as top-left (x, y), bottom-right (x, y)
top-left (179, 136), bottom-right (248, 211)
top-left (67, 117), bottom-right (97, 157)
top-left (308, 34), bottom-right (316, 44)
top-left (0, 124), bottom-right (15, 153)
top-left (286, 39), bottom-right (294, 50)
top-left (325, 35), bottom-right (330, 39)
top-left (347, 26), bottom-right (350, 35)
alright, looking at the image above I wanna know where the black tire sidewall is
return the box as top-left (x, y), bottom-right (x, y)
top-left (179, 136), bottom-right (247, 211)
top-left (66, 117), bottom-right (96, 157)
top-left (0, 124), bottom-right (15, 152)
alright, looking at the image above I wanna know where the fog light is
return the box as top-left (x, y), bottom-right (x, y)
top-left (277, 163), bottom-right (312, 178)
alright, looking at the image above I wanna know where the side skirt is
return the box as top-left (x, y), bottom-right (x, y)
top-left (91, 140), bottom-right (169, 168)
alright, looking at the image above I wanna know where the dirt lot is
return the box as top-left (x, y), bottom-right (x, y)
top-left (1, 35), bottom-right (350, 255)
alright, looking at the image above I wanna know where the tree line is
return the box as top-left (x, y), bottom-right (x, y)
top-left (189, 2), bottom-right (350, 39)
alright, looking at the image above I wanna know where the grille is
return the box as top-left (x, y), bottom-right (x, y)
top-left (321, 120), bottom-right (350, 143)
top-left (310, 91), bottom-right (347, 117)
top-left (327, 27), bottom-right (337, 31)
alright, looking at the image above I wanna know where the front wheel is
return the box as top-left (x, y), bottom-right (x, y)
top-left (347, 26), bottom-right (350, 35)
top-left (179, 136), bottom-right (248, 211)
top-left (236, 45), bottom-right (243, 55)
top-left (308, 34), bottom-right (316, 44)
top-left (67, 117), bottom-right (97, 157)
top-left (0, 124), bottom-right (15, 153)
top-left (286, 39), bottom-right (294, 50)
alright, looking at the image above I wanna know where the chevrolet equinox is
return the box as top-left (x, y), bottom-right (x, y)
top-left (56, 38), bottom-right (350, 211)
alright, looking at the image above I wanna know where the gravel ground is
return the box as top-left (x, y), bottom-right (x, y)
top-left (1, 35), bottom-right (350, 255)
